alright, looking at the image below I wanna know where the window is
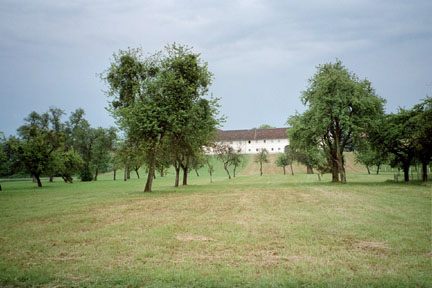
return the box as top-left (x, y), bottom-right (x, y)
top-left (256, 140), bottom-right (258, 143)
top-left (248, 140), bottom-right (251, 144)
top-left (271, 148), bottom-right (274, 151)
top-left (271, 140), bottom-right (274, 143)
top-left (256, 148), bottom-right (258, 151)
top-left (239, 141), bottom-right (242, 144)
top-left (278, 148), bottom-right (281, 150)
top-left (248, 149), bottom-right (251, 152)
top-left (264, 140), bottom-right (266, 143)
top-left (278, 139), bottom-right (280, 143)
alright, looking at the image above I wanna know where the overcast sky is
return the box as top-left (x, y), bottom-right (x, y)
top-left (1, 0), bottom-right (431, 136)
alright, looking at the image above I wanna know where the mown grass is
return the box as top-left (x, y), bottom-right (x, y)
top-left (0, 161), bottom-right (431, 287)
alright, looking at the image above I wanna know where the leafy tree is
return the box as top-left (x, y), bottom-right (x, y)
top-left (288, 60), bottom-right (385, 183)
top-left (369, 98), bottom-right (431, 182)
top-left (14, 111), bottom-right (66, 187)
top-left (103, 44), bottom-right (216, 192)
top-left (411, 97), bottom-right (432, 182)
top-left (90, 127), bottom-right (117, 181)
top-left (214, 144), bottom-right (239, 179)
top-left (255, 148), bottom-right (269, 176)
top-left (354, 140), bottom-right (388, 174)
top-left (51, 149), bottom-right (84, 183)
top-left (231, 153), bottom-right (245, 178)
top-left (276, 153), bottom-right (293, 175)
top-left (204, 155), bottom-right (215, 183)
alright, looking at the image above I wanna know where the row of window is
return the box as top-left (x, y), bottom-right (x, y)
top-left (222, 139), bottom-right (283, 145)
top-left (248, 147), bottom-right (281, 152)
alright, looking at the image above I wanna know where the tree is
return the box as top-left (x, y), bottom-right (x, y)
top-left (14, 111), bottom-right (65, 187)
top-left (50, 149), bottom-right (84, 183)
top-left (204, 155), bottom-right (215, 183)
top-left (412, 97), bottom-right (432, 182)
top-left (255, 148), bottom-right (269, 176)
top-left (90, 127), bottom-right (117, 181)
top-left (369, 98), bottom-right (431, 182)
top-left (103, 44), bottom-right (216, 192)
top-left (354, 140), bottom-right (388, 174)
top-left (288, 60), bottom-right (385, 183)
top-left (231, 153), bottom-right (245, 178)
top-left (276, 153), bottom-right (292, 175)
top-left (214, 144), bottom-right (239, 179)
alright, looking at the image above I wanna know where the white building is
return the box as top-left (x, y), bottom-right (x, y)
top-left (211, 128), bottom-right (290, 154)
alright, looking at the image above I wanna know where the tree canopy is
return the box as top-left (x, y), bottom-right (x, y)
top-left (103, 44), bottom-right (220, 192)
top-left (287, 60), bottom-right (385, 183)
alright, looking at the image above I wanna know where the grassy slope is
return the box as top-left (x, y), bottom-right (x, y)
top-left (0, 160), bottom-right (430, 287)
top-left (242, 152), bottom-right (368, 176)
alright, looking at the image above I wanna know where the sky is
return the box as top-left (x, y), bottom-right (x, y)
top-left (1, 0), bottom-right (431, 136)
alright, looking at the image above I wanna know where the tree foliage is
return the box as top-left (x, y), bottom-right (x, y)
top-left (103, 44), bottom-right (219, 191)
top-left (254, 148), bottom-right (269, 176)
top-left (287, 60), bottom-right (385, 183)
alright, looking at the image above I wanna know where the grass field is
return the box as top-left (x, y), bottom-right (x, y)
top-left (0, 157), bottom-right (431, 287)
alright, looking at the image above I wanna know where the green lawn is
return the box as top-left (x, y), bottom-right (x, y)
top-left (0, 166), bottom-right (431, 287)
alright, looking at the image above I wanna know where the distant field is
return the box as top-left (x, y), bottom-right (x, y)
top-left (0, 158), bottom-right (431, 287)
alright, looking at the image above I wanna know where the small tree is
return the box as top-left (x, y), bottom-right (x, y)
top-left (204, 155), bottom-right (215, 183)
top-left (231, 153), bottom-right (245, 178)
top-left (214, 144), bottom-right (238, 179)
top-left (255, 148), bottom-right (269, 176)
top-left (276, 153), bottom-right (292, 175)
top-left (354, 140), bottom-right (388, 174)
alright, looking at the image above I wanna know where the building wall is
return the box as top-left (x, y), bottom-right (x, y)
top-left (208, 138), bottom-right (290, 154)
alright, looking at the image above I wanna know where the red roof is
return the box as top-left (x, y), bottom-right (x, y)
top-left (217, 128), bottom-right (289, 141)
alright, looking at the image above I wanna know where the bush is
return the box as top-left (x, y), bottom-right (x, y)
top-left (79, 167), bottom-right (93, 182)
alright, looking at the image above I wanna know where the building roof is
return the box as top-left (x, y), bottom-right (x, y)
top-left (217, 128), bottom-right (289, 141)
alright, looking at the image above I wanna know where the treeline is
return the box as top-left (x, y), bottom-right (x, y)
top-left (285, 60), bottom-right (431, 183)
top-left (0, 108), bottom-right (116, 187)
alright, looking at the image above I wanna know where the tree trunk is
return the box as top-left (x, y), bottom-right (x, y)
top-left (290, 163), bottom-right (294, 175)
top-left (195, 169), bottom-right (199, 177)
top-left (127, 167), bottom-right (130, 180)
top-left (224, 163), bottom-right (231, 179)
top-left (182, 166), bottom-right (188, 185)
top-left (144, 146), bottom-right (157, 192)
top-left (0, 184), bottom-right (2, 191)
top-left (94, 167), bottom-right (98, 181)
top-left (403, 163), bottom-right (410, 182)
top-left (49, 176), bottom-right (53, 182)
top-left (336, 149), bottom-right (346, 184)
top-left (124, 168), bottom-right (127, 181)
top-left (422, 161), bottom-right (428, 182)
top-left (283, 166), bottom-right (286, 175)
top-left (182, 156), bottom-right (189, 186)
top-left (317, 173), bottom-right (321, 181)
top-left (376, 165), bottom-right (380, 175)
top-left (174, 165), bottom-right (180, 187)
top-left (259, 162), bottom-right (263, 176)
top-left (331, 164), bottom-right (339, 182)
top-left (366, 165), bottom-right (370, 175)
top-left (113, 168), bottom-right (116, 181)
top-left (210, 171), bottom-right (213, 183)
top-left (233, 166), bottom-right (237, 178)
top-left (35, 174), bottom-right (42, 187)
top-left (135, 167), bottom-right (140, 179)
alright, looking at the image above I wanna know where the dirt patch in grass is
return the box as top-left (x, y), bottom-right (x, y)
top-left (176, 235), bottom-right (215, 242)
